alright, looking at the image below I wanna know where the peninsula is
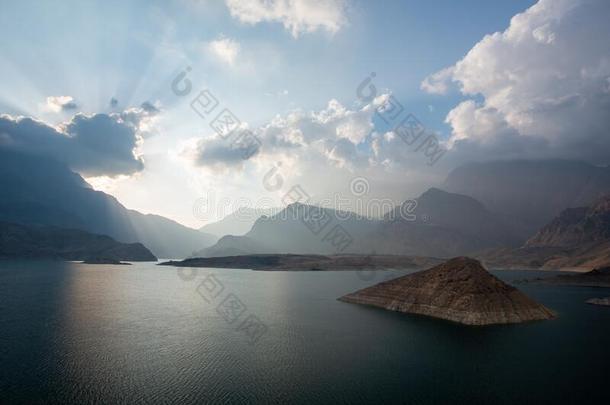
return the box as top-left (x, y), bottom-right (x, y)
top-left (159, 254), bottom-right (443, 271)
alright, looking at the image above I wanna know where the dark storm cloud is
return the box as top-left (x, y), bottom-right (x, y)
top-left (0, 113), bottom-right (144, 177)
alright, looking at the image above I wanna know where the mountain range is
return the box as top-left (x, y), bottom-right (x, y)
top-left (195, 161), bottom-right (610, 268)
top-left (195, 188), bottom-right (520, 258)
top-left (3, 150), bottom-right (610, 267)
top-left (0, 150), bottom-right (216, 258)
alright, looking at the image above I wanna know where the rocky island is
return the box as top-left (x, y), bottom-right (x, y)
top-left (528, 266), bottom-right (610, 288)
top-left (82, 258), bottom-right (132, 265)
top-left (586, 297), bottom-right (610, 306)
top-left (339, 257), bottom-right (555, 325)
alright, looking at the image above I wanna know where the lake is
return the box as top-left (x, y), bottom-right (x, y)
top-left (1, 260), bottom-right (609, 404)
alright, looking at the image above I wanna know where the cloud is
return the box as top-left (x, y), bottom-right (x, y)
top-left (0, 107), bottom-right (156, 177)
top-left (423, 0), bottom-right (610, 164)
top-left (206, 36), bottom-right (241, 66)
top-left (225, 0), bottom-right (348, 37)
top-left (119, 102), bottom-right (161, 138)
top-left (420, 67), bottom-right (454, 95)
top-left (181, 93), bottom-right (432, 176)
top-left (181, 129), bottom-right (262, 171)
top-left (180, 94), bottom-right (447, 209)
top-left (44, 96), bottom-right (78, 113)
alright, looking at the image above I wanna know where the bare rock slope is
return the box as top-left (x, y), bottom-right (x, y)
top-left (339, 257), bottom-right (555, 325)
top-left (480, 195), bottom-right (610, 271)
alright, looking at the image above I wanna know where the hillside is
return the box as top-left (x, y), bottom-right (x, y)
top-left (0, 150), bottom-right (216, 258)
top-left (0, 221), bottom-right (156, 261)
top-left (481, 196), bottom-right (610, 270)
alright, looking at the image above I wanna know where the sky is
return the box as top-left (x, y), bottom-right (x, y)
top-left (1, 0), bottom-right (609, 228)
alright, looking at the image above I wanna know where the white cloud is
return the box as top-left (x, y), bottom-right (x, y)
top-left (44, 96), bottom-right (78, 113)
top-left (182, 96), bottom-right (378, 172)
top-left (424, 0), bottom-right (610, 163)
top-left (225, 0), bottom-right (348, 37)
top-left (180, 94), bottom-right (445, 212)
top-left (181, 92), bottom-right (444, 177)
top-left (118, 101), bottom-right (162, 139)
top-left (206, 36), bottom-right (241, 66)
top-left (420, 66), bottom-right (455, 95)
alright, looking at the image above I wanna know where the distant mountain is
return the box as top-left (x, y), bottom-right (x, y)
top-left (378, 188), bottom-right (520, 256)
top-left (198, 207), bottom-right (280, 238)
top-left (526, 196), bottom-right (610, 247)
top-left (0, 221), bottom-right (156, 261)
top-left (195, 188), bottom-right (518, 258)
top-left (444, 160), bottom-right (610, 237)
top-left (198, 234), bottom-right (271, 257)
top-left (481, 196), bottom-right (610, 270)
top-left (0, 150), bottom-right (216, 258)
top-left (194, 203), bottom-right (377, 257)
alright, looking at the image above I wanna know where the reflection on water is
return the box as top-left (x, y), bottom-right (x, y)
top-left (1, 260), bottom-right (609, 404)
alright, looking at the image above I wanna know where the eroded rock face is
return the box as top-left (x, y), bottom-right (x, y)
top-left (526, 195), bottom-right (610, 248)
top-left (339, 257), bottom-right (555, 325)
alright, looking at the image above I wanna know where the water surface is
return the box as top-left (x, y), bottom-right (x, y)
top-left (1, 260), bottom-right (609, 404)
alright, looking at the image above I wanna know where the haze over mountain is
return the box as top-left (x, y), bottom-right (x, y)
top-left (198, 207), bottom-right (280, 238)
top-left (0, 150), bottom-right (216, 258)
top-left (526, 195), bottom-right (610, 248)
top-left (444, 160), bottom-right (610, 236)
top-left (379, 188), bottom-right (521, 255)
top-left (481, 195), bottom-right (610, 270)
top-left (196, 203), bottom-right (378, 257)
top-left (195, 188), bottom-right (519, 258)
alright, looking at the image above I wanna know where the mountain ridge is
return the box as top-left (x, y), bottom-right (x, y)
top-left (195, 188), bottom-right (519, 258)
top-left (0, 221), bottom-right (156, 261)
top-left (0, 150), bottom-right (216, 258)
top-left (444, 159), bottom-right (610, 237)
top-left (481, 195), bottom-right (610, 270)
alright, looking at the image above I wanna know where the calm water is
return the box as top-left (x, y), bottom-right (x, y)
top-left (1, 260), bottom-right (609, 404)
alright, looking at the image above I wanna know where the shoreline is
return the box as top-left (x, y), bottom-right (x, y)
top-left (158, 254), bottom-right (593, 273)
